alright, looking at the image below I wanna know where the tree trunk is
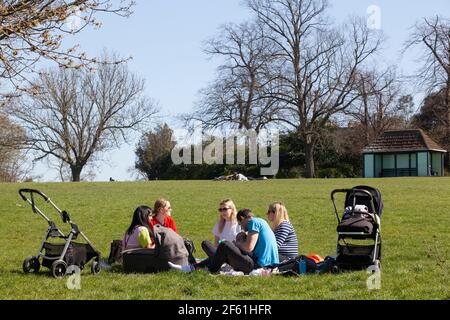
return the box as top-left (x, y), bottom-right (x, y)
top-left (304, 136), bottom-right (316, 178)
top-left (70, 165), bottom-right (83, 182)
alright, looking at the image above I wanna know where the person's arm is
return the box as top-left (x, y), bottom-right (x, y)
top-left (214, 235), bottom-right (220, 247)
top-left (274, 223), bottom-right (289, 248)
top-left (138, 227), bottom-right (154, 248)
top-left (172, 220), bottom-right (178, 233)
top-left (236, 231), bottom-right (258, 252)
top-left (167, 216), bottom-right (178, 234)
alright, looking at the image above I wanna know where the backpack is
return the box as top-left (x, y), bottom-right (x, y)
top-left (108, 240), bottom-right (123, 264)
top-left (274, 255), bottom-right (336, 276)
top-left (275, 255), bottom-right (316, 275)
top-left (151, 224), bottom-right (189, 265)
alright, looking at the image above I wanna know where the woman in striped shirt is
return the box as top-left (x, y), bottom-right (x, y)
top-left (266, 202), bottom-right (298, 262)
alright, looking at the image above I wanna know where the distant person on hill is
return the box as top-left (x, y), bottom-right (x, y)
top-left (149, 198), bottom-right (178, 233)
top-left (122, 205), bottom-right (155, 250)
top-left (266, 202), bottom-right (298, 262)
top-left (214, 174), bottom-right (234, 181)
top-left (233, 172), bottom-right (248, 181)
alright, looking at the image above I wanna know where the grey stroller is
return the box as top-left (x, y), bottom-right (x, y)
top-left (19, 189), bottom-right (101, 278)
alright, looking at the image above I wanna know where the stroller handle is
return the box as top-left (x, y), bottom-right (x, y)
top-left (331, 188), bottom-right (373, 201)
top-left (331, 188), bottom-right (374, 224)
top-left (19, 188), bottom-right (67, 225)
top-left (19, 189), bottom-right (49, 202)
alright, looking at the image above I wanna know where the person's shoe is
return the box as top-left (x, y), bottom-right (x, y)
top-left (168, 261), bottom-right (194, 272)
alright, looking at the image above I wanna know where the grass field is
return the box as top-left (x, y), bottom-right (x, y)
top-left (0, 178), bottom-right (449, 300)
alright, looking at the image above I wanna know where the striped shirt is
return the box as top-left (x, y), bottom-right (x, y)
top-left (274, 221), bottom-right (298, 259)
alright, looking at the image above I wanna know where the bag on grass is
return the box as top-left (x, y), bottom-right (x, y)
top-left (122, 225), bottom-right (189, 273)
top-left (108, 240), bottom-right (123, 264)
top-left (316, 256), bottom-right (336, 273)
top-left (275, 255), bottom-right (335, 276)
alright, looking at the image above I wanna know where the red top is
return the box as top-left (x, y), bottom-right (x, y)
top-left (149, 216), bottom-right (178, 234)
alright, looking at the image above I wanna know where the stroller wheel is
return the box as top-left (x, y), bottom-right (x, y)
top-left (23, 256), bottom-right (40, 274)
top-left (331, 265), bottom-right (339, 274)
top-left (91, 259), bottom-right (101, 274)
top-left (51, 260), bottom-right (67, 278)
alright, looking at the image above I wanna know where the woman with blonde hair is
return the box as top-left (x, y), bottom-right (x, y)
top-left (200, 199), bottom-right (241, 259)
top-left (149, 198), bottom-right (178, 233)
top-left (266, 202), bottom-right (298, 262)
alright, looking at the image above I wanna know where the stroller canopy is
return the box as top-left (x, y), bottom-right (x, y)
top-left (344, 185), bottom-right (383, 217)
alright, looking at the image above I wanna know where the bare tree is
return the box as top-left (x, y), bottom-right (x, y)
top-left (345, 67), bottom-right (412, 145)
top-left (412, 88), bottom-right (447, 148)
top-left (246, 0), bottom-right (383, 177)
top-left (9, 53), bottom-right (158, 182)
top-left (185, 21), bottom-right (284, 133)
top-left (404, 15), bottom-right (450, 168)
top-left (0, 0), bottom-right (134, 97)
top-left (0, 113), bottom-right (27, 181)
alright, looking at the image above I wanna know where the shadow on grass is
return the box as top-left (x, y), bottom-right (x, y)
top-left (9, 262), bottom-right (124, 278)
top-left (10, 270), bottom-right (53, 278)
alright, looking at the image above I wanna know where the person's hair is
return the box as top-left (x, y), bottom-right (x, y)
top-left (237, 208), bottom-right (253, 222)
top-left (268, 202), bottom-right (290, 230)
top-left (217, 199), bottom-right (238, 233)
top-left (127, 205), bottom-right (152, 235)
top-left (153, 198), bottom-right (169, 216)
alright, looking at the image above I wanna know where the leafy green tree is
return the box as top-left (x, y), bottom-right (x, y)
top-left (135, 123), bottom-right (176, 180)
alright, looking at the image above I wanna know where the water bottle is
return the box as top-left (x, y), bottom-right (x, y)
top-left (298, 257), bottom-right (307, 274)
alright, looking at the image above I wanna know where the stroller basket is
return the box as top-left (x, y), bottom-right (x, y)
top-left (42, 242), bottom-right (98, 269)
top-left (336, 244), bottom-right (381, 269)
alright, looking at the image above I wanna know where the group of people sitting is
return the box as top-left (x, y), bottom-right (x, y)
top-left (122, 198), bottom-right (298, 274)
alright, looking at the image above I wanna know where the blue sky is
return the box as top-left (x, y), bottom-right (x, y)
top-left (32, 0), bottom-right (450, 181)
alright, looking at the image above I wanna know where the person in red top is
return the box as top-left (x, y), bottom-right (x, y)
top-left (149, 198), bottom-right (178, 233)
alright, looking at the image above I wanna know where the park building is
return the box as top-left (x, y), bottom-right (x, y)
top-left (362, 129), bottom-right (446, 178)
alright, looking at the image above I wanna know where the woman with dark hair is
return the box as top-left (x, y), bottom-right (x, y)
top-left (122, 205), bottom-right (155, 250)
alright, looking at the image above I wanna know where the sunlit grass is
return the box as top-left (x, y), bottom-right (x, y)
top-left (0, 178), bottom-right (449, 299)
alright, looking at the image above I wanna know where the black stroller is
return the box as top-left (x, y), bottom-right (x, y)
top-left (331, 186), bottom-right (382, 271)
top-left (19, 189), bottom-right (101, 278)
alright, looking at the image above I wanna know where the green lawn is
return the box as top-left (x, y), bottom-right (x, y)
top-left (0, 178), bottom-right (448, 299)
